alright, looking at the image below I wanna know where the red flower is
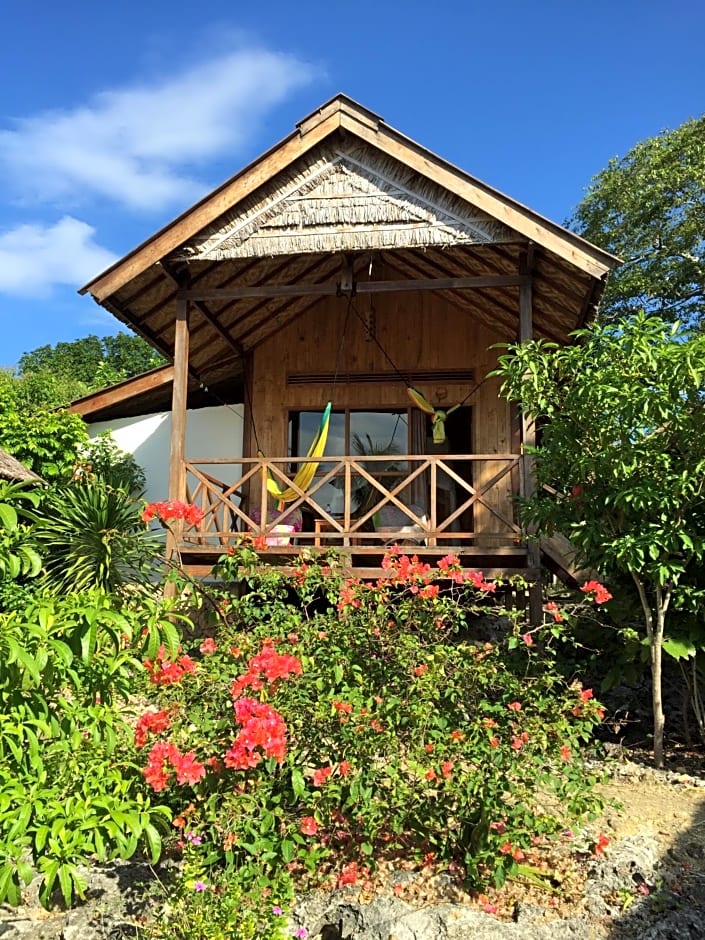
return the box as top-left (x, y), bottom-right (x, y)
top-left (142, 500), bottom-right (203, 527)
top-left (144, 646), bottom-right (197, 685)
top-left (450, 729), bottom-right (464, 742)
top-left (419, 584), bottom-right (439, 600)
top-left (465, 570), bottom-right (497, 592)
top-left (142, 741), bottom-right (205, 791)
top-left (338, 760), bottom-right (351, 777)
top-left (413, 664), bottom-right (428, 676)
top-left (425, 768), bottom-right (437, 781)
top-left (437, 553), bottom-right (460, 572)
top-left (300, 816), bottom-right (318, 836)
top-left (592, 832), bottom-right (609, 856)
top-left (199, 637), bottom-right (217, 655)
top-left (135, 709), bottom-right (172, 749)
top-left (313, 766), bottom-right (333, 787)
top-left (337, 862), bottom-right (362, 887)
top-left (441, 760), bottom-right (454, 779)
top-left (507, 701), bottom-right (522, 712)
top-left (224, 698), bottom-right (288, 768)
top-left (489, 736), bottom-right (499, 748)
top-left (511, 736), bottom-right (524, 750)
top-left (544, 601), bottom-right (564, 622)
top-left (333, 700), bottom-right (353, 714)
top-left (580, 688), bottom-right (594, 702)
top-left (560, 745), bottom-right (572, 761)
top-left (581, 580), bottom-right (613, 605)
top-left (172, 750), bottom-right (206, 786)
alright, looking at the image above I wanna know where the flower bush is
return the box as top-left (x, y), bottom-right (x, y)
top-left (134, 543), bottom-right (608, 936)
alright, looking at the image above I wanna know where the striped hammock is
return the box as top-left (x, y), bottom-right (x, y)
top-left (266, 402), bottom-right (332, 505)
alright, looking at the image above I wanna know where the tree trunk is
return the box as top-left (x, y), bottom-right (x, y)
top-left (631, 573), bottom-right (670, 768)
top-left (651, 600), bottom-right (665, 769)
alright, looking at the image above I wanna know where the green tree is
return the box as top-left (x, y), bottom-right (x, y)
top-left (0, 372), bottom-right (89, 482)
top-left (570, 115), bottom-right (705, 329)
top-left (495, 315), bottom-right (705, 768)
top-left (18, 332), bottom-right (164, 388)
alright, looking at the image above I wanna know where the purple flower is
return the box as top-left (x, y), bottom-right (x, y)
top-left (293, 929), bottom-right (308, 938)
top-left (185, 832), bottom-right (203, 845)
top-left (193, 881), bottom-right (207, 892)
top-left (272, 906), bottom-right (283, 915)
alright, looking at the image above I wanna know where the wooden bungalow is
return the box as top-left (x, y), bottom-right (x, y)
top-left (79, 94), bottom-right (618, 610)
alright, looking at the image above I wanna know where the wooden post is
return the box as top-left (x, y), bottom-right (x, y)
top-left (165, 298), bottom-right (190, 582)
top-left (518, 250), bottom-right (543, 624)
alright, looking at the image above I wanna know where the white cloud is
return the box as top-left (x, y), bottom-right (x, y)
top-left (0, 47), bottom-right (316, 212)
top-left (0, 217), bottom-right (118, 297)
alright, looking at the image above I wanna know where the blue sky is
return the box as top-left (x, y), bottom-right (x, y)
top-left (1, 0), bottom-right (703, 368)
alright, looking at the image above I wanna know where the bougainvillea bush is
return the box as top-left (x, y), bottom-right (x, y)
top-left (135, 540), bottom-right (608, 938)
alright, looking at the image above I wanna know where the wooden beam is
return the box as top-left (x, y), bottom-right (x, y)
top-left (160, 261), bottom-right (243, 359)
top-left (517, 249), bottom-right (543, 623)
top-left (181, 274), bottom-right (523, 303)
top-left (166, 299), bottom-right (190, 566)
top-left (69, 366), bottom-right (174, 416)
top-left (338, 111), bottom-right (616, 280)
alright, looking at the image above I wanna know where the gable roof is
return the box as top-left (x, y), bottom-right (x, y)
top-left (80, 94), bottom-right (619, 384)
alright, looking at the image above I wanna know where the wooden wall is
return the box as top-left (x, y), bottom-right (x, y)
top-left (248, 290), bottom-right (515, 540)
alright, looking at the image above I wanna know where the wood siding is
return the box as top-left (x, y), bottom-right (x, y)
top-left (248, 290), bottom-right (513, 540)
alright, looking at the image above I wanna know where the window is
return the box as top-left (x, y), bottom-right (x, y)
top-left (288, 410), bottom-right (409, 515)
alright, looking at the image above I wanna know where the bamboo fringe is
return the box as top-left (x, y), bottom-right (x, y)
top-left (176, 143), bottom-right (514, 261)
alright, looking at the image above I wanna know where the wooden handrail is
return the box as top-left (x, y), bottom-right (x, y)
top-left (182, 454), bottom-right (523, 550)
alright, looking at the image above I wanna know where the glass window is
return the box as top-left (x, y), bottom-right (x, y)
top-left (288, 410), bottom-right (409, 515)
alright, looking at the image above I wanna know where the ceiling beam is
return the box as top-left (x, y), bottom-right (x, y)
top-left (181, 274), bottom-right (525, 302)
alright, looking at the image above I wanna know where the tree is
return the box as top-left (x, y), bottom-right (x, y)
top-left (570, 115), bottom-right (705, 329)
top-left (495, 315), bottom-right (705, 768)
top-left (0, 371), bottom-right (89, 483)
top-left (18, 332), bottom-right (164, 388)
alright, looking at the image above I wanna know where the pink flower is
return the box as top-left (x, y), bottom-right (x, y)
top-left (521, 632), bottom-right (534, 646)
top-left (507, 701), bottom-right (522, 712)
top-left (199, 637), bottom-right (217, 655)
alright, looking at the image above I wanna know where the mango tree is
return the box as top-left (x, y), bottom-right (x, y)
top-left (495, 315), bottom-right (705, 767)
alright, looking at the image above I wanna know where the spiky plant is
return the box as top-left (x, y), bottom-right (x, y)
top-left (34, 482), bottom-right (160, 593)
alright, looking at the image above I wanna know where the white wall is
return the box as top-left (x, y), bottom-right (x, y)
top-left (89, 405), bottom-right (244, 505)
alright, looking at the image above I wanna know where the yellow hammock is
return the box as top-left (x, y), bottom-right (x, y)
top-left (266, 402), bottom-right (332, 504)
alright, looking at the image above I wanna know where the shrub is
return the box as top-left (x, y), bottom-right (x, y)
top-left (135, 543), bottom-right (606, 935)
top-left (0, 587), bottom-right (185, 907)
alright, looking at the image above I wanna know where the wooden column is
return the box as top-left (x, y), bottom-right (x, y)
top-left (518, 253), bottom-right (543, 624)
top-left (166, 298), bottom-right (190, 572)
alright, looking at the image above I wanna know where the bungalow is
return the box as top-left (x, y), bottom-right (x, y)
top-left (77, 94), bottom-right (618, 615)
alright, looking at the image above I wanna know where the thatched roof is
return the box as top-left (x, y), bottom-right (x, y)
top-left (80, 94), bottom-right (620, 387)
top-left (0, 448), bottom-right (43, 483)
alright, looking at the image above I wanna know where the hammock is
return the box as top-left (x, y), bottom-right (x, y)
top-left (266, 402), bottom-right (332, 504)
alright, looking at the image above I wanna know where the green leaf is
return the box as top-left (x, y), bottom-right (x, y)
top-left (662, 637), bottom-right (697, 660)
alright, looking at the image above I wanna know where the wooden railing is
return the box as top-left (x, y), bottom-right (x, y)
top-left (182, 454), bottom-right (523, 552)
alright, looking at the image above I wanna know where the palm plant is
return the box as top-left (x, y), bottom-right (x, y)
top-left (34, 482), bottom-right (160, 593)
